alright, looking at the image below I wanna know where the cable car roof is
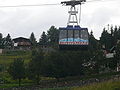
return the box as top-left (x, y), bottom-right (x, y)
top-left (59, 25), bottom-right (88, 30)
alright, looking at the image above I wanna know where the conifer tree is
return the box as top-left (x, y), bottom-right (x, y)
top-left (89, 31), bottom-right (99, 51)
top-left (39, 31), bottom-right (48, 46)
top-left (47, 26), bottom-right (59, 45)
top-left (30, 32), bottom-right (37, 47)
top-left (0, 33), bottom-right (3, 48)
top-left (4, 34), bottom-right (13, 49)
top-left (100, 28), bottom-right (113, 50)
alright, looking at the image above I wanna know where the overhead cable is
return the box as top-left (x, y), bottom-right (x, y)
top-left (0, 3), bottom-right (60, 8)
top-left (0, 0), bottom-right (115, 8)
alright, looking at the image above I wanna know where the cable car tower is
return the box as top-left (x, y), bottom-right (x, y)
top-left (61, 0), bottom-right (86, 25)
top-left (59, 0), bottom-right (88, 50)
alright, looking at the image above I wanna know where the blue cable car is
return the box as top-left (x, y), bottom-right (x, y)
top-left (59, 0), bottom-right (88, 50)
top-left (59, 25), bottom-right (89, 50)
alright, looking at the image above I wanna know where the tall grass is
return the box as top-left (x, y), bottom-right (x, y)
top-left (40, 80), bottom-right (120, 90)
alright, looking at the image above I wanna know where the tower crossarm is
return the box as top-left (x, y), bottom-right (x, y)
top-left (61, 0), bottom-right (86, 6)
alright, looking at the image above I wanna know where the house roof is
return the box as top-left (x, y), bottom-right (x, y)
top-left (13, 37), bottom-right (31, 42)
top-left (13, 37), bottom-right (31, 46)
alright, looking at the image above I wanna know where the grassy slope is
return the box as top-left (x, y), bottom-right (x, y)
top-left (71, 80), bottom-right (120, 90)
top-left (0, 51), bottom-right (31, 65)
top-left (0, 51), bottom-right (31, 86)
top-left (45, 80), bottom-right (120, 90)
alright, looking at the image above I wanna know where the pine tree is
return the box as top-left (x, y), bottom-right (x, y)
top-left (47, 26), bottom-right (59, 45)
top-left (110, 25), bottom-right (114, 36)
top-left (30, 32), bottom-right (37, 47)
top-left (39, 31), bottom-right (48, 46)
top-left (100, 28), bottom-right (113, 50)
top-left (4, 34), bottom-right (13, 49)
top-left (89, 31), bottom-right (99, 51)
top-left (0, 33), bottom-right (3, 48)
top-left (114, 42), bottom-right (120, 71)
top-left (117, 26), bottom-right (120, 40)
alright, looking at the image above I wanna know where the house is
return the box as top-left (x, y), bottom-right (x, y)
top-left (13, 37), bottom-right (31, 50)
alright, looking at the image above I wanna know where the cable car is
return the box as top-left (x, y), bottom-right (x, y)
top-left (59, 25), bottom-right (88, 50)
top-left (59, 0), bottom-right (88, 50)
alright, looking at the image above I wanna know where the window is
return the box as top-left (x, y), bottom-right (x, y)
top-left (68, 30), bottom-right (73, 42)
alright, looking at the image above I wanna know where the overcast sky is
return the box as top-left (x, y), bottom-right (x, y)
top-left (0, 0), bottom-right (120, 40)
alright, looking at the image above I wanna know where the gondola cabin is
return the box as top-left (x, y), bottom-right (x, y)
top-left (59, 25), bottom-right (89, 50)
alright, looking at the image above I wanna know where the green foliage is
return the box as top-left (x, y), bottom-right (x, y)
top-left (89, 31), bottom-right (100, 51)
top-left (39, 31), bottom-right (48, 46)
top-left (30, 32), bottom-right (37, 46)
top-left (0, 33), bottom-right (3, 48)
top-left (42, 51), bottom-right (69, 79)
top-left (47, 26), bottom-right (59, 47)
top-left (0, 50), bottom-right (31, 67)
top-left (27, 49), bottom-right (44, 84)
top-left (8, 58), bottom-right (26, 86)
top-left (114, 42), bottom-right (120, 70)
top-left (42, 51), bottom-right (92, 79)
top-left (100, 28), bottom-right (113, 50)
top-left (0, 64), bottom-right (4, 72)
top-left (4, 34), bottom-right (13, 49)
top-left (0, 33), bottom-right (14, 49)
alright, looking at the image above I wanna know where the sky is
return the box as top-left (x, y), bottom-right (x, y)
top-left (0, 0), bottom-right (120, 41)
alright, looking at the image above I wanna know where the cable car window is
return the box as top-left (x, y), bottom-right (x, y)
top-left (59, 30), bottom-right (67, 45)
top-left (81, 30), bottom-right (86, 40)
top-left (81, 29), bottom-right (88, 45)
top-left (79, 30), bottom-right (81, 38)
top-left (74, 30), bottom-right (80, 45)
top-left (74, 30), bottom-right (79, 39)
top-left (68, 30), bottom-right (73, 45)
top-left (59, 30), bottom-right (67, 39)
top-left (84, 30), bottom-right (88, 40)
top-left (81, 30), bottom-right (88, 40)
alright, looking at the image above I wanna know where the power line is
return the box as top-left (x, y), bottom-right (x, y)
top-left (0, 3), bottom-right (60, 8)
top-left (0, 0), bottom-right (115, 8)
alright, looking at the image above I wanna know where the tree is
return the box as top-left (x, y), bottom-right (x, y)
top-left (3, 34), bottom-right (13, 49)
top-left (39, 31), bottom-right (48, 46)
top-left (27, 49), bottom-right (44, 84)
top-left (30, 32), bottom-right (37, 47)
top-left (8, 58), bottom-right (25, 86)
top-left (0, 33), bottom-right (3, 48)
top-left (117, 26), bottom-right (120, 40)
top-left (41, 51), bottom-right (68, 79)
top-left (89, 31), bottom-right (100, 51)
top-left (114, 42), bottom-right (120, 71)
top-left (47, 26), bottom-right (59, 47)
top-left (42, 51), bottom-right (85, 79)
top-left (100, 28), bottom-right (113, 50)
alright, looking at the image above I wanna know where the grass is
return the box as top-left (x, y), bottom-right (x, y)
top-left (1, 80), bottom-right (120, 90)
top-left (0, 83), bottom-right (33, 88)
top-left (37, 80), bottom-right (120, 90)
top-left (71, 80), bottom-right (120, 90)
top-left (0, 50), bottom-right (31, 65)
top-left (0, 51), bottom-right (32, 87)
